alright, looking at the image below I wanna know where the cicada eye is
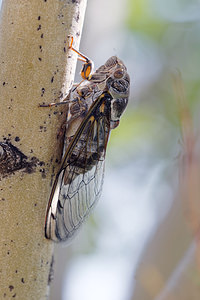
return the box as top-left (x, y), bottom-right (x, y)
top-left (114, 68), bottom-right (124, 79)
top-left (111, 97), bottom-right (128, 120)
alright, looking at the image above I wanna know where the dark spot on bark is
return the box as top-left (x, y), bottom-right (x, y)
top-left (72, 0), bottom-right (81, 3)
top-left (4, 292), bottom-right (6, 297)
top-left (41, 33), bottom-right (44, 38)
top-left (63, 47), bottom-right (66, 53)
top-left (39, 168), bottom-right (46, 178)
top-left (14, 136), bottom-right (20, 142)
top-left (51, 76), bottom-right (54, 83)
top-left (39, 45), bottom-right (42, 52)
top-left (59, 91), bottom-right (63, 99)
top-left (21, 278), bottom-right (25, 284)
top-left (41, 87), bottom-right (45, 97)
top-left (38, 57), bottom-right (42, 61)
top-left (38, 16), bottom-right (41, 20)
top-left (7, 250), bottom-right (10, 255)
top-left (3, 136), bottom-right (10, 142)
top-left (3, 82), bottom-right (5, 86)
top-left (75, 11), bottom-right (80, 22)
top-left (39, 126), bottom-right (47, 132)
top-left (12, 293), bottom-right (16, 298)
top-left (34, 203), bottom-right (37, 206)
top-left (0, 142), bottom-right (40, 178)
top-left (76, 31), bottom-right (80, 36)
top-left (9, 285), bottom-right (14, 291)
top-left (30, 157), bottom-right (38, 165)
top-left (58, 13), bottom-right (64, 18)
top-left (37, 24), bottom-right (41, 31)
top-left (48, 256), bottom-right (54, 285)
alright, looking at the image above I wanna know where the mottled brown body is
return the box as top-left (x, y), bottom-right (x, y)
top-left (45, 55), bottom-right (130, 242)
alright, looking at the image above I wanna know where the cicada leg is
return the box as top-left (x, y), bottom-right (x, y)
top-left (39, 37), bottom-right (94, 108)
top-left (69, 36), bottom-right (94, 80)
top-left (38, 88), bottom-right (75, 108)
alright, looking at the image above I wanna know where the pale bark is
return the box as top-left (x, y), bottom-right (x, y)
top-left (0, 0), bottom-right (87, 299)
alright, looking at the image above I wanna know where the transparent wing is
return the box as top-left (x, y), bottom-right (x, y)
top-left (45, 93), bottom-right (111, 242)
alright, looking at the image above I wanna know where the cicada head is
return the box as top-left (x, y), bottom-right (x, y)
top-left (105, 56), bottom-right (130, 129)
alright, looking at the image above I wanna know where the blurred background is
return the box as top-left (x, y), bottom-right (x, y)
top-left (52, 0), bottom-right (200, 299)
top-left (0, 0), bottom-right (199, 299)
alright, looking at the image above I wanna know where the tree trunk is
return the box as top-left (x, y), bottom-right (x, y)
top-left (0, 0), bottom-right (87, 299)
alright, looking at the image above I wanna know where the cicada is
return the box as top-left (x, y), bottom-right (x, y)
top-left (44, 37), bottom-right (130, 242)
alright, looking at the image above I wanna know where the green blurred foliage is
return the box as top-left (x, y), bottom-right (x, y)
top-left (109, 0), bottom-right (200, 166)
top-left (127, 0), bottom-right (168, 39)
